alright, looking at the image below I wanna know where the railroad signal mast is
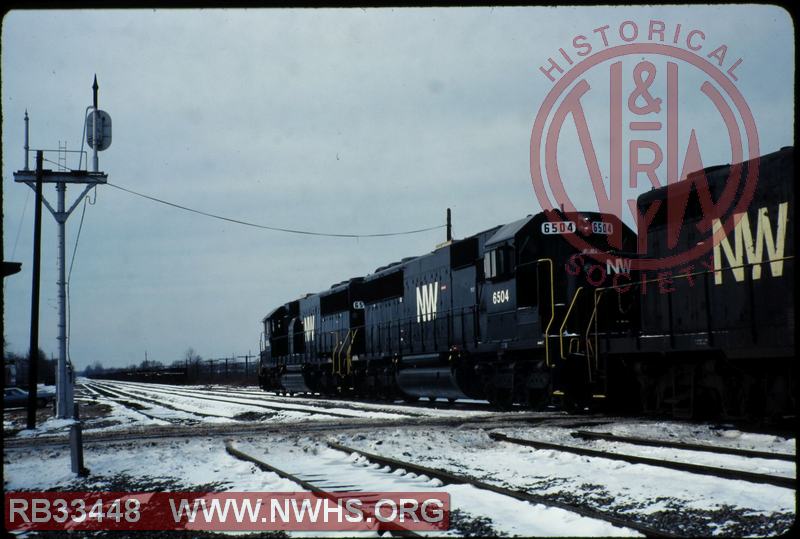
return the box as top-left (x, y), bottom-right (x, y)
top-left (14, 75), bottom-right (112, 421)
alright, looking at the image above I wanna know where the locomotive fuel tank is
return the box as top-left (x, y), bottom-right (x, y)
top-left (280, 364), bottom-right (312, 393)
top-left (396, 364), bottom-right (471, 400)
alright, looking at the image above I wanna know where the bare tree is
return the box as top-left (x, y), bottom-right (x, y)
top-left (184, 347), bottom-right (203, 382)
top-left (84, 360), bottom-right (106, 377)
top-left (184, 347), bottom-right (202, 365)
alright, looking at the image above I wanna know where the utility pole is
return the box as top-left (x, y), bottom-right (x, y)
top-left (24, 110), bottom-right (30, 170)
top-left (26, 150), bottom-right (43, 430)
top-left (92, 75), bottom-right (99, 173)
top-left (14, 75), bottom-right (111, 420)
top-left (446, 208), bottom-right (452, 242)
top-left (237, 352), bottom-right (253, 375)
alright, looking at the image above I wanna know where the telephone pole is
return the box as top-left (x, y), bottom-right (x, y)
top-left (26, 150), bottom-right (44, 429)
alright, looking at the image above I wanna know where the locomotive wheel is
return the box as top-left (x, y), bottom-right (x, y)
top-left (487, 385), bottom-right (514, 410)
top-left (526, 388), bottom-right (550, 411)
top-left (524, 364), bottom-right (552, 411)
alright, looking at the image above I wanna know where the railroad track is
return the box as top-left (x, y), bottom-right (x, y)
top-left (3, 409), bottom-right (575, 449)
top-left (571, 430), bottom-right (795, 462)
top-left (89, 382), bottom-right (380, 420)
top-left (95, 379), bottom-right (528, 415)
top-left (84, 382), bottom-right (201, 426)
top-left (490, 432), bottom-right (796, 489)
top-left (86, 380), bottom-right (590, 431)
top-left (225, 443), bottom-right (423, 537)
top-left (104, 380), bottom-right (496, 418)
top-left (323, 440), bottom-right (676, 537)
top-left (87, 381), bottom-right (228, 420)
top-left (115, 381), bottom-right (433, 417)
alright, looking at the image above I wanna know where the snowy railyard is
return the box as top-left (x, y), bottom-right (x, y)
top-left (3, 379), bottom-right (796, 538)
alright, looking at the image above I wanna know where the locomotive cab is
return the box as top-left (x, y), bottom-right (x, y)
top-left (258, 305), bottom-right (288, 391)
top-left (476, 210), bottom-right (636, 408)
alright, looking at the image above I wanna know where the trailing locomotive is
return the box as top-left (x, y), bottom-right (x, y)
top-left (259, 210), bottom-right (636, 408)
top-left (259, 146), bottom-right (794, 418)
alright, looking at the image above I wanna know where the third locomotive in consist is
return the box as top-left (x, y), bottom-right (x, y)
top-left (259, 147), bottom-right (794, 419)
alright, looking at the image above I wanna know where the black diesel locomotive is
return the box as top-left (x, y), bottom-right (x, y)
top-left (595, 146), bottom-right (794, 418)
top-left (259, 147), bottom-right (794, 418)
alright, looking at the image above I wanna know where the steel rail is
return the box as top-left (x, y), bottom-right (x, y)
top-left (326, 441), bottom-right (678, 537)
top-left (572, 430), bottom-right (796, 462)
top-left (90, 382), bottom-right (361, 419)
top-left (84, 382), bottom-right (200, 426)
top-left (224, 443), bottom-right (421, 537)
top-left (3, 412), bottom-right (570, 449)
top-left (490, 433), bottom-right (795, 489)
top-left (104, 381), bottom-right (428, 418)
top-left (86, 381), bottom-right (223, 419)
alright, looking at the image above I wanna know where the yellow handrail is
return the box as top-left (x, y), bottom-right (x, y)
top-left (585, 288), bottom-right (605, 375)
top-left (345, 328), bottom-right (359, 375)
top-left (331, 331), bottom-right (345, 375)
top-left (341, 330), bottom-right (352, 375)
top-left (559, 287), bottom-right (583, 359)
top-left (537, 259), bottom-right (555, 367)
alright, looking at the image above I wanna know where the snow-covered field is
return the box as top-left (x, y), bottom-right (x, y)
top-left (3, 379), bottom-right (796, 537)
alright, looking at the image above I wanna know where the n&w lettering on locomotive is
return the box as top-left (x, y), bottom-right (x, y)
top-left (416, 282), bottom-right (438, 322)
top-left (712, 202), bottom-right (789, 284)
top-left (258, 147), bottom-right (794, 419)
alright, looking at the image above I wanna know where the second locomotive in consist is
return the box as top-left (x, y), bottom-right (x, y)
top-left (259, 147), bottom-right (794, 418)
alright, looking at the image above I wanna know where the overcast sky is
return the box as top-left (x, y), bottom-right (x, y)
top-left (2, 6), bottom-right (794, 369)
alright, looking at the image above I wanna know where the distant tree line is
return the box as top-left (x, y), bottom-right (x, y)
top-left (3, 342), bottom-right (254, 387)
top-left (3, 346), bottom-right (56, 387)
top-left (81, 347), bottom-right (256, 386)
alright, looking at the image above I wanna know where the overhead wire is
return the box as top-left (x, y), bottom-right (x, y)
top-left (10, 188), bottom-right (32, 260)
top-left (34, 158), bottom-right (444, 238)
top-left (105, 182), bottom-right (445, 238)
top-left (35, 152), bottom-right (443, 365)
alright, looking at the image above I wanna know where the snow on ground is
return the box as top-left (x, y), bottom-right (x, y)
top-left (8, 393), bottom-right (168, 436)
top-left (3, 432), bottom-right (631, 537)
top-left (92, 380), bottom-right (408, 420)
top-left (4, 435), bottom-right (405, 538)
top-left (3, 381), bottom-right (796, 537)
top-left (496, 423), bottom-right (796, 478)
top-left (577, 420), bottom-right (796, 455)
top-left (332, 426), bottom-right (796, 536)
top-left (87, 381), bottom-right (236, 424)
top-left (89, 380), bottom-right (299, 422)
top-left (105, 379), bottom-right (498, 420)
top-left (234, 437), bottom-right (635, 537)
top-left (4, 437), bottom-right (297, 492)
